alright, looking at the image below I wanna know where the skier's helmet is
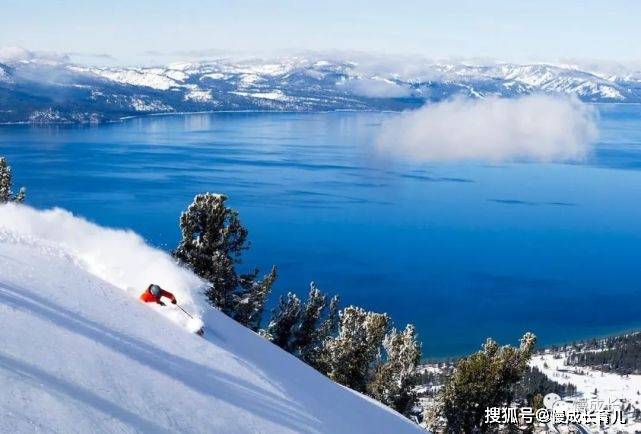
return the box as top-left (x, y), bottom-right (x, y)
top-left (149, 284), bottom-right (161, 296)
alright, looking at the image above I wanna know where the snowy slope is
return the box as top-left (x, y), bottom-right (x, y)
top-left (0, 204), bottom-right (422, 434)
top-left (531, 353), bottom-right (641, 408)
top-left (530, 352), bottom-right (641, 432)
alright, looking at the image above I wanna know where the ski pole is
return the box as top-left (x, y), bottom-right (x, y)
top-left (176, 304), bottom-right (205, 336)
top-left (176, 304), bottom-right (194, 319)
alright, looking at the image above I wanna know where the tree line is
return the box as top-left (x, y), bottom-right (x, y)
top-left (513, 366), bottom-right (577, 404)
top-left (567, 332), bottom-right (641, 375)
top-left (171, 192), bottom-right (541, 431)
top-left (172, 192), bottom-right (423, 416)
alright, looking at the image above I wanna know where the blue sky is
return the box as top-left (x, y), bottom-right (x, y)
top-left (1, 0), bottom-right (639, 65)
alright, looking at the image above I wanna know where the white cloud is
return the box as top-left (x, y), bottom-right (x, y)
top-left (375, 95), bottom-right (598, 162)
top-left (0, 46), bottom-right (69, 64)
top-left (342, 77), bottom-right (413, 98)
top-left (0, 46), bottom-right (33, 62)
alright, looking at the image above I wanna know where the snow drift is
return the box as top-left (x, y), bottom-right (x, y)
top-left (0, 204), bottom-right (206, 333)
top-left (376, 95), bottom-right (598, 162)
top-left (0, 204), bottom-right (421, 433)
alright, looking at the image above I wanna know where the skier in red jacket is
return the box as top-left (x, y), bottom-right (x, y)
top-left (139, 284), bottom-right (177, 306)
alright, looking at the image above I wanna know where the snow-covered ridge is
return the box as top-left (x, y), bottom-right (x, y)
top-left (71, 66), bottom-right (181, 91)
top-left (0, 204), bottom-right (422, 433)
top-left (2, 55), bottom-right (641, 123)
top-left (73, 58), bottom-right (632, 101)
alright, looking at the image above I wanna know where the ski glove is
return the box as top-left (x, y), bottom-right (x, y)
top-left (158, 301), bottom-right (166, 306)
top-left (171, 299), bottom-right (177, 304)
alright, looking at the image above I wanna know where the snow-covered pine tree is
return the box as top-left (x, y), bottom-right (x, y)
top-left (262, 284), bottom-right (340, 370)
top-left (368, 324), bottom-right (421, 415)
top-left (427, 332), bottom-right (537, 433)
top-left (266, 292), bottom-right (302, 351)
top-left (233, 266), bottom-right (277, 331)
top-left (0, 157), bottom-right (26, 203)
top-left (292, 282), bottom-right (326, 361)
top-left (173, 193), bottom-right (276, 325)
top-left (173, 193), bottom-right (245, 313)
top-left (307, 294), bottom-right (340, 373)
top-left (322, 306), bottom-right (389, 393)
top-left (318, 295), bottom-right (340, 339)
top-left (15, 188), bottom-right (26, 202)
top-left (0, 157), bottom-right (11, 203)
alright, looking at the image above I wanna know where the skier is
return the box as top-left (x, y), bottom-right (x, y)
top-left (139, 284), bottom-right (205, 336)
top-left (139, 284), bottom-right (177, 306)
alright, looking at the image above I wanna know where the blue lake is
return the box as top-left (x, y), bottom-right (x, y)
top-left (2, 106), bottom-right (641, 358)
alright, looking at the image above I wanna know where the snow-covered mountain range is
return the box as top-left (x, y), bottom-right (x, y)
top-left (1, 54), bottom-right (640, 124)
top-left (0, 204), bottom-right (422, 433)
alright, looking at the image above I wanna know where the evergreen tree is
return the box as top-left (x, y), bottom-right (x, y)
top-left (567, 331), bottom-right (641, 375)
top-left (293, 282), bottom-right (327, 361)
top-left (263, 283), bottom-right (340, 364)
top-left (427, 332), bottom-right (536, 433)
top-left (0, 157), bottom-right (26, 203)
top-left (233, 266), bottom-right (278, 331)
top-left (322, 306), bottom-right (389, 393)
top-left (173, 193), bottom-right (276, 326)
top-left (266, 292), bottom-right (302, 351)
top-left (307, 294), bottom-right (340, 373)
top-left (318, 295), bottom-right (340, 339)
top-left (369, 324), bottom-right (422, 415)
top-left (513, 366), bottom-right (576, 405)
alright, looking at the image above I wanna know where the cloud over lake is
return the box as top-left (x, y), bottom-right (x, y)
top-left (376, 95), bottom-right (598, 162)
top-left (339, 77), bottom-right (413, 98)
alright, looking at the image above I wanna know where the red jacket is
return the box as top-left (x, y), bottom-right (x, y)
top-left (139, 287), bottom-right (176, 304)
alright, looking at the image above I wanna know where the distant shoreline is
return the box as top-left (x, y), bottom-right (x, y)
top-left (1, 101), bottom-right (639, 127)
top-left (421, 326), bottom-right (641, 363)
top-left (0, 108), bottom-right (389, 126)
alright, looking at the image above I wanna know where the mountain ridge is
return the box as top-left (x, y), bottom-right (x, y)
top-left (1, 56), bottom-right (640, 124)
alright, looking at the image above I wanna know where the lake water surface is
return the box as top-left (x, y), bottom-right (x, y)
top-left (2, 106), bottom-right (641, 357)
